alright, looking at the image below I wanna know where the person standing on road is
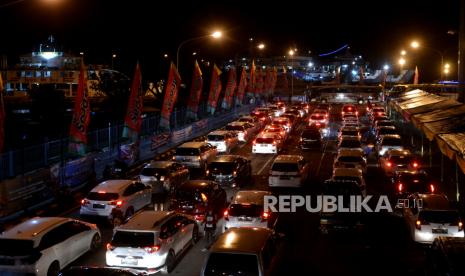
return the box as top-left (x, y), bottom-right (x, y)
top-left (203, 208), bottom-right (217, 249)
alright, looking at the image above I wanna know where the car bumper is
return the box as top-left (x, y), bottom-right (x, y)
top-left (414, 230), bottom-right (464, 244)
top-left (80, 206), bottom-right (113, 217)
top-left (253, 146), bottom-right (277, 154)
top-left (106, 251), bottom-right (167, 270)
top-left (268, 177), bottom-right (302, 187)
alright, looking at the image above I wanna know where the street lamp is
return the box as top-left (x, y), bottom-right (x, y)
top-left (410, 40), bottom-right (444, 80)
top-left (444, 63), bottom-right (451, 80)
top-left (400, 50), bottom-right (407, 56)
top-left (257, 43), bottom-right (265, 50)
top-left (111, 54), bottom-right (116, 69)
top-left (398, 58), bottom-right (406, 71)
top-left (176, 30), bottom-right (222, 69)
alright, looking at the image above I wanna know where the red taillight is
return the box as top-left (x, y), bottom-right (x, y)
top-left (398, 183), bottom-right (403, 192)
top-left (366, 107), bottom-right (370, 111)
top-left (387, 162), bottom-right (392, 167)
top-left (348, 107), bottom-right (352, 111)
top-left (116, 200), bottom-right (123, 206)
top-left (144, 245), bottom-right (161, 254)
top-left (416, 220), bottom-right (421, 230)
top-left (262, 211), bottom-right (270, 221)
top-left (272, 141), bottom-right (276, 145)
top-left (413, 162), bottom-right (419, 168)
top-left (253, 140), bottom-right (257, 145)
top-left (224, 210), bottom-right (229, 221)
top-left (459, 222), bottom-right (463, 231)
top-left (106, 243), bottom-right (115, 251)
top-left (378, 112), bottom-right (382, 115)
top-left (430, 184), bottom-right (435, 193)
top-left (194, 214), bottom-right (205, 221)
top-left (316, 123), bottom-right (321, 127)
top-left (355, 111), bottom-right (359, 116)
top-left (81, 199), bottom-right (89, 205)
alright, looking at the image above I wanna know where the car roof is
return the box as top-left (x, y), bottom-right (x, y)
top-left (232, 190), bottom-right (271, 205)
top-left (386, 149), bottom-right (411, 156)
top-left (116, 211), bottom-right (175, 231)
top-left (179, 180), bottom-right (215, 190)
top-left (340, 136), bottom-right (361, 141)
top-left (0, 217), bottom-right (70, 240)
top-left (340, 126), bottom-right (359, 131)
top-left (144, 161), bottom-right (175, 169)
top-left (178, 141), bottom-right (206, 148)
top-left (332, 168), bottom-right (363, 177)
top-left (381, 134), bottom-right (401, 139)
top-left (417, 194), bottom-right (450, 210)
top-left (274, 155), bottom-right (303, 162)
top-left (337, 149), bottom-right (364, 157)
top-left (208, 130), bottom-right (230, 136)
top-left (91, 180), bottom-right (134, 194)
top-left (257, 133), bottom-right (278, 139)
top-left (212, 155), bottom-right (243, 162)
top-left (210, 227), bottom-right (273, 254)
top-left (229, 122), bottom-right (248, 126)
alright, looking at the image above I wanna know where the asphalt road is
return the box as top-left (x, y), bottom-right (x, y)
top-left (65, 104), bottom-right (430, 276)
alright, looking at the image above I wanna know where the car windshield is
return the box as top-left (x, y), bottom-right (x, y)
top-left (302, 130), bottom-right (320, 138)
top-left (265, 128), bottom-right (281, 133)
top-left (272, 162), bottom-right (299, 172)
top-left (175, 147), bottom-right (200, 156)
top-left (382, 138), bottom-right (402, 146)
top-left (204, 253), bottom-right (259, 276)
top-left (341, 130), bottom-right (359, 136)
top-left (377, 121), bottom-right (393, 127)
top-left (226, 125), bottom-right (245, 131)
top-left (208, 134), bottom-right (225, 141)
top-left (311, 115), bottom-right (323, 120)
top-left (0, 239), bottom-right (35, 256)
top-left (238, 118), bottom-right (252, 123)
top-left (256, 137), bottom-right (274, 144)
top-left (229, 204), bottom-right (263, 217)
top-left (87, 192), bottom-right (119, 201)
top-left (111, 231), bottom-right (155, 248)
top-left (176, 189), bottom-right (207, 203)
top-left (419, 210), bottom-right (460, 224)
top-left (378, 128), bottom-right (397, 135)
top-left (140, 168), bottom-right (168, 177)
top-left (209, 162), bottom-right (235, 174)
top-left (398, 173), bottom-right (428, 184)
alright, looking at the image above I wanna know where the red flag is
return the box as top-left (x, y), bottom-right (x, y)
top-left (359, 67), bottom-right (365, 84)
top-left (236, 67), bottom-right (247, 106)
top-left (264, 68), bottom-right (272, 94)
top-left (413, 66), bottom-right (419, 84)
top-left (222, 68), bottom-right (236, 110)
top-left (160, 62), bottom-right (181, 129)
top-left (207, 64), bottom-right (222, 114)
top-left (271, 66), bottom-right (278, 95)
top-left (123, 63), bottom-right (143, 140)
top-left (255, 67), bottom-right (264, 95)
top-left (282, 66), bottom-right (289, 92)
top-left (248, 60), bottom-right (256, 95)
top-left (0, 73), bottom-right (5, 153)
top-left (69, 62), bottom-right (90, 155)
top-left (187, 60), bottom-right (203, 120)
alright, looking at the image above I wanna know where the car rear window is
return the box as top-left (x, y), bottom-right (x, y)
top-left (389, 155), bottom-right (413, 164)
top-left (340, 140), bottom-right (361, 148)
top-left (111, 231), bottom-right (155, 248)
top-left (271, 162), bottom-right (298, 172)
top-left (208, 134), bottom-right (226, 141)
top-left (204, 253), bottom-right (259, 276)
top-left (338, 156), bottom-right (364, 163)
top-left (302, 130), bottom-right (320, 138)
top-left (140, 168), bottom-right (168, 177)
top-left (419, 210), bottom-right (460, 224)
top-left (382, 138), bottom-right (402, 146)
top-left (87, 192), bottom-right (119, 201)
top-left (378, 128), bottom-right (397, 135)
top-left (226, 125), bottom-right (245, 131)
top-left (256, 138), bottom-right (274, 144)
top-left (175, 147), bottom-right (201, 156)
top-left (341, 130), bottom-right (359, 136)
top-left (229, 204), bottom-right (262, 217)
top-left (0, 239), bottom-right (35, 256)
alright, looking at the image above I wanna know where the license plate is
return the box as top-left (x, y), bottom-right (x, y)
top-left (432, 228), bottom-right (448, 234)
top-left (238, 217), bottom-right (253, 222)
top-left (121, 258), bottom-right (138, 266)
top-left (93, 204), bottom-right (105, 209)
top-left (280, 176), bottom-right (290, 180)
top-left (260, 144), bottom-right (267, 147)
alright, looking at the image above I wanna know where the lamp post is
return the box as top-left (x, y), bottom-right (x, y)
top-left (410, 41), bottom-right (444, 81)
top-left (288, 49), bottom-right (296, 103)
top-left (444, 63), bottom-right (450, 80)
top-left (111, 54), bottom-right (116, 69)
top-left (176, 31), bottom-right (222, 70)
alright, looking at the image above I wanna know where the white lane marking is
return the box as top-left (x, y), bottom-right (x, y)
top-left (315, 139), bottom-right (330, 177)
top-left (256, 156), bottom-right (275, 176)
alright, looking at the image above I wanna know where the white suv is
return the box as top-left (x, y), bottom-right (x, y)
top-left (173, 142), bottom-right (218, 170)
top-left (268, 155), bottom-right (309, 188)
top-left (80, 180), bottom-right (152, 226)
top-left (223, 190), bottom-right (272, 232)
top-left (0, 217), bottom-right (100, 276)
top-left (403, 194), bottom-right (464, 244)
top-left (206, 130), bottom-right (239, 153)
top-left (333, 149), bottom-right (367, 173)
top-left (252, 133), bottom-right (282, 154)
top-left (106, 211), bottom-right (198, 274)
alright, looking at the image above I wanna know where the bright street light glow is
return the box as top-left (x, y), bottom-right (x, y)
top-left (163, 54), bottom-right (168, 58)
top-left (112, 54), bottom-right (117, 58)
top-left (444, 63), bottom-right (450, 69)
top-left (383, 64), bottom-right (389, 70)
top-left (211, 31), bottom-right (222, 38)
top-left (257, 43), bottom-right (265, 50)
top-left (444, 68), bottom-right (450, 74)
top-left (411, 41), bottom-right (420, 48)
top-left (399, 58), bottom-right (406, 65)
top-left (288, 50), bottom-right (295, 56)
top-left (308, 62), bottom-right (313, 67)
top-left (400, 50), bottom-right (407, 56)
top-left (40, 52), bottom-right (58, 60)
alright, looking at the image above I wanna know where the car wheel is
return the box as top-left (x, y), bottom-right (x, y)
top-left (90, 233), bottom-right (101, 252)
top-left (161, 250), bottom-right (176, 274)
top-left (111, 216), bottom-right (123, 228)
top-left (191, 225), bottom-right (199, 245)
top-left (47, 261), bottom-right (60, 276)
top-left (125, 207), bottom-right (134, 220)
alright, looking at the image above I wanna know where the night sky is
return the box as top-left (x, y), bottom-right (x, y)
top-left (0, 0), bottom-right (460, 82)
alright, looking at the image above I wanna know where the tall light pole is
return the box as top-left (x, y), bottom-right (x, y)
top-left (111, 54), bottom-right (116, 69)
top-left (288, 49), bottom-right (295, 103)
top-left (444, 63), bottom-right (450, 80)
top-left (410, 40), bottom-right (444, 81)
top-left (176, 31), bottom-right (222, 70)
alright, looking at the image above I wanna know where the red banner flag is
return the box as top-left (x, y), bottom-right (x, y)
top-left (271, 66), bottom-right (278, 95)
top-left (282, 66), bottom-right (289, 92)
top-left (68, 62), bottom-right (91, 156)
top-left (236, 67), bottom-right (247, 106)
top-left (359, 66), bottom-right (365, 85)
top-left (264, 67), bottom-right (272, 95)
top-left (0, 73), bottom-right (5, 153)
top-left (255, 67), bottom-right (264, 96)
top-left (248, 60), bottom-right (256, 96)
top-left (413, 66), bottom-right (419, 84)
top-left (187, 60), bottom-right (203, 121)
top-left (123, 63), bottom-right (143, 141)
top-left (160, 62), bottom-right (182, 129)
top-left (207, 64), bottom-right (222, 114)
top-left (222, 68), bottom-right (236, 110)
